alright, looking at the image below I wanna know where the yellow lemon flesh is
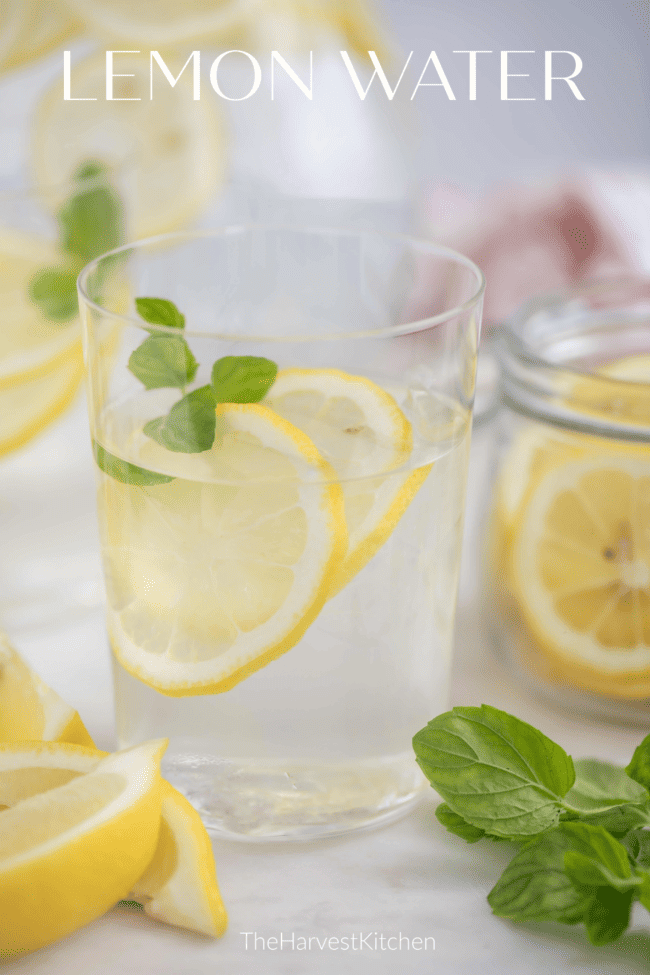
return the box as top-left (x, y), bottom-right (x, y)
top-left (511, 455), bottom-right (650, 698)
top-left (0, 739), bottom-right (166, 959)
top-left (100, 402), bottom-right (347, 695)
top-left (265, 368), bottom-right (432, 596)
top-left (0, 632), bottom-right (94, 746)
top-left (131, 780), bottom-right (228, 938)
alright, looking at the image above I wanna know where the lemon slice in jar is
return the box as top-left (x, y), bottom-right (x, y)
top-left (265, 368), bottom-right (432, 596)
top-left (511, 455), bottom-right (650, 698)
top-left (101, 403), bottom-right (347, 695)
top-left (31, 52), bottom-right (226, 240)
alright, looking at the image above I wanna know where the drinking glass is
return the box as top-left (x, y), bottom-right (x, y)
top-left (79, 226), bottom-right (484, 839)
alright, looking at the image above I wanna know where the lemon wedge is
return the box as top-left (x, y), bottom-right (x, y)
top-left (511, 455), bottom-right (650, 698)
top-left (32, 51), bottom-right (226, 240)
top-left (265, 368), bottom-right (432, 595)
top-left (0, 633), bottom-right (94, 746)
top-left (131, 780), bottom-right (228, 937)
top-left (101, 402), bottom-right (347, 695)
top-left (0, 739), bottom-right (166, 959)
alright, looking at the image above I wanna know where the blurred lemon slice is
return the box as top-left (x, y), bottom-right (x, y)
top-left (0, 229), bottom-right (83, 456)
top-left (265, 368), bottom-right (431, 596)
top-left (103, 403), bottom-right (346, 695)
top-left (512, 455), bottom-right (650, 698)
top-left (0, 633), bottom-right (94, 746)
top-left (0, 739), bottom-right (165, 959)
top-left (0, 1), bottom-right (81, 75)
top-left (60, 0), bottom-right (249, 46)
top-left (32, 52), bottom-right (226, 240)
top-left (568, 354), bottom-right (650, 428)
top-left (131, 780), bottom-right (228, 937)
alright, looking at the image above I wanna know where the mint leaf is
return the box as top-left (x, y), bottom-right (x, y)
top-left (640, 872), bottom-right (650, 911)
top-left (626, 734), bottom-right (650, 792)
top-left (93, 442), bottom-right (173, 486)
top-left (413, 705), bottom-right (575, 839)
top-left (584, 888), bottom-right (634, 946)
top-left (128, 335), bottom-right (198, 390)
top-left (567, 803), bottom-right (650, 836)
top-left (563, 758), bottom-right (649, 816)
top-left (487, 827), bottom-right (590, 924)
top-left (621, 829), bottom-right (650, 869)
top-left (435, 804), bottom-right (487, 843)
top-left (135, 297), bottom-right (185, 331)
top-left (58, 172), bottom-right (124, 263)
top-left (144, 385), bottom-right (216, 453)
top-left (117, 900), bottom-right (144, 910)
top-left (28, 267), bottom-right (79, 322)
top-left (212, 356), bottom-right (277, 404)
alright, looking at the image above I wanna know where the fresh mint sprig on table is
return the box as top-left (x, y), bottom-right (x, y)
top-left (29, 160), bottom-right (125, 322)
top-left (94, 297), bottom-right (278, 484)
top-left (413, 704), bottom-right (650, 946)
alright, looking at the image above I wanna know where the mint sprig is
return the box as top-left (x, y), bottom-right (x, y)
top-left (414, 705), bottom-right (650, 946)
top-left (127, 298), bottom-right (277, 455)
top-left (29, 161), bottom-right (125, 323)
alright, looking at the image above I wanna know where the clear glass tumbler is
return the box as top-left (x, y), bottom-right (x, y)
top-left (79, 227), bottom-right (484, 839)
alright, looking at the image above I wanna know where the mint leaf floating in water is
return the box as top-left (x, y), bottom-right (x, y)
top-left (58, 161), bottom-right (124, 263)
top-left (135, 297), bottom-right (185, 331)
top-left (415, 704), bottom-right (650, 946)
top-left (93, 442), bottom-right (173, 486)
top-left (28, 268), bottom-right (79, 322)
top-left (212, 356), bottom-right (278, 404)
top-left (144, 385), bottom-right (216, 453)
top-left (128, 335), bottom-right (198, 391)
top-left (29, 160), bottom-right (125, 323)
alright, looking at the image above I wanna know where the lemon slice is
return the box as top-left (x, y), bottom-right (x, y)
top-left (102, 402), bottom-right (346, 695)
top-left (131, 780), bottom-right (227, 937)
top-left (60, 0), bottom-right (249, 46)
top-left (0, 229), bottom-right (84, 456)
top-left (511, 455), bottom-right (650, 698)
top-left (0, 738), bottom-right (166, 959)
top-left (0, 1), bottom-right (81, 75)
top-left (265, 368), bottom-right (431, 596)
top-left (32, 52), bottom-right (226, 240)
top-left (0, 633), bottom-right (94, 747)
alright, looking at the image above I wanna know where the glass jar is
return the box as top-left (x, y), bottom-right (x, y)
top-left (484, 278), bottom-right (650, 725)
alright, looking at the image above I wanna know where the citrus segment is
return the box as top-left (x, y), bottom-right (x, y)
top-left (131, 780), bottom-right (227, 937)
top-left (265, 368), bottom-right (431, 595)
top-left (102, 403), bottom-right (347, 695)
top-left (0, 739), bottom-right (166, 958)
top-left (0, 632), bottom-right (94, 747)
top-left (32, 52), bottom-right (225, 240)
top-left (512, 455), bottom-right (650, 698)
top-left (60, 0), bottom-right (248, 46)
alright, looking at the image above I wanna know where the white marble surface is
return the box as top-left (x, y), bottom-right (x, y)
top-left (3, 416), bottom-right (650, 975)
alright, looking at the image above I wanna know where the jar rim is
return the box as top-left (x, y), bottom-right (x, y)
top-left (499, 276), bottom-right (650, 442)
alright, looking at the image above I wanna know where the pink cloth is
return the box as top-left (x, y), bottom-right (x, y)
top-left (423, 174), bottom-right (648, 324)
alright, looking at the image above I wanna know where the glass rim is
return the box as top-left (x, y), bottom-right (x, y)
top-left (76, 225), bottom-right (485, 343)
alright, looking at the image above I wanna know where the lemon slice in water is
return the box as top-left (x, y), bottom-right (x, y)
top-left (265, 368), bottom-right (432, 596)
top-left (32, 52), bottom-right (225, 240)
top-left (102, 403), bottom-right (346, 695)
